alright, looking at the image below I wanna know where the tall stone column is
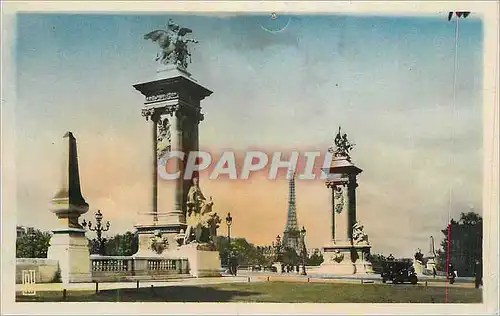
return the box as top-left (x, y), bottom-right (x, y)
top-left (151, 116), bottom-right (159, 223)
top-left (192, 117), bottom-right (200, 152)
top-left (347, 175), bottom-right (358, 240)
top-left (169, 109), bottom-right (184, 222)
top-left (333, 184), bottom-right (350, 244)
top-left (141, 108), bottom-right (160, 224)
top-left (330, 186), bottom-right (335, 241)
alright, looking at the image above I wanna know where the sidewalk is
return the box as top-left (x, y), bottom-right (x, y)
top-left (16, 276), bottom-right (256, 292)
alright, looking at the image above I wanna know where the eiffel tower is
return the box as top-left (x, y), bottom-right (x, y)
top-left (282, 169), bottom-right (301, 254)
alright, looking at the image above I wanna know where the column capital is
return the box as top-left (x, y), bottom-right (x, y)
top-left (141, 107), bottom-right (163, 122)
top-left (326, 180), bottom-right (347, 189)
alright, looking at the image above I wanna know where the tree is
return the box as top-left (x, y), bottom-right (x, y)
top-left (215, 235), bottom-right (231, 266)
top-left (230, 238), bottom-right (261, 266)
top-left (437, 212), bottom-right (482, 276)
top-left (366, 253), bottom-right (387, 274)
top-left (87, 231), bottom-right (138, 256)
top-left (16, 228), bottom-right (52, 258)
top-left (105, 232), bottom-right (139, 256)
top-left (255, 246), bottom-right (275, 267)
top-left (215, 236), bottom-right (279, 267)
top-left (88, 238), bottom-right (100, 255)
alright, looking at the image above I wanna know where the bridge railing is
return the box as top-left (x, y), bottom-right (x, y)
top-left (90, 256), bottom-right (190, 281)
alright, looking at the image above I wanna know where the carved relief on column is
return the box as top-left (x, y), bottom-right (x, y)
top-left (328, 181), bottom-right (349, 243)
top-left (157, 115), bottom-right (171, 159)
top-left (333, 185), bottom-right (345, 214)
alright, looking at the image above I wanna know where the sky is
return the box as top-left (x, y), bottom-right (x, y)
top-left (14, 13), bottom-right (483, 258)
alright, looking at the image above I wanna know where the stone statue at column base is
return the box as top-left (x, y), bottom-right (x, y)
top-left (171, 178), bottom-right (222, 277)
top-left (311, 222), bottom-right (374, 276)
top-left (352, 221), bottom-right (369, 245)
top-left (182, 177), bottom-right (220, 248)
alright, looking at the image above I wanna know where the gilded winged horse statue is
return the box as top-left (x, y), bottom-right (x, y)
top-left (144, 19), bottom-right (199, 69)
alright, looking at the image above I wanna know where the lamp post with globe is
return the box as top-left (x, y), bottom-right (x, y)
top-left (82, 210), bottom-right (110, 256)
top-left (300, 226), bottom-right (307, 276)
top-left (274, 235), bottom-right (285, 273)
top-left (225, 212), bottom-right (233, 273)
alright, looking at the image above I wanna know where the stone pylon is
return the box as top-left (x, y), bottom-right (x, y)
top-left (133, 65), bottom-right (212, 256)
top-left (47, 131), bottom-right (91, 283)
top-left (313, 128), bottom-right (373, 275)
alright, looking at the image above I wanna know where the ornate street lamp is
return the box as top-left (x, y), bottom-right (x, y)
top-left (274, 234), bottom-right (285, 273)
top-left (300, 226), bottom-right (307, 275)
top-left (82, 210), bottom-right (110, 256)
top-left (225, 212), bottom-right (233, 272)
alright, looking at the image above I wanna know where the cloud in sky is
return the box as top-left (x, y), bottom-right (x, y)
top-left (14, 13), bottom-right (482, 257)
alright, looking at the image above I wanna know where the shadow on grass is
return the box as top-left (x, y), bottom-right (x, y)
top-left (16, 282), bottom-right (483, 303)
top-left (16, 286), bottom-right (261, 302)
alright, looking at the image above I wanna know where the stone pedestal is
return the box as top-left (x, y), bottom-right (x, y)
top-left (413, 259), bottom-right (424, 275)
top-left (315, 243), bottom-right (373, 275)
top-left (47, 229), bottom-right (91, 283)
top-left (173, 243), bottom-right (221, 277)
top-left (426, 257), bottom-right (436, 271)
top-left (46, 132), bottom-right (92, 283)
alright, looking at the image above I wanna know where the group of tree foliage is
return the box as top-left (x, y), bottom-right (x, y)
top-left (16, 227), bottom-right (52, 258)
top-left (215, 236), bottom-right (324, 267)
top-left (16, 227), bottom-right (327, 267)
top-left (16, 228), bottom-right (139, 258)
top-left (87, 231), bottom-right (139, 256)
top-left (365, 212), bottom-right (483, 277)
top-left (436, 212), bottom-right (482, 277)
top-left (216, 236), bottom-right (266, 267)
top-left (366, 253), bottom-right (387, 274)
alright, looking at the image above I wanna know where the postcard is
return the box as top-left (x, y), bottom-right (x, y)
top-left (1, 1), bottom-right (498, 315)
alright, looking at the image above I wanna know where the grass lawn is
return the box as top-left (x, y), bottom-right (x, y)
top-left (16, 281), bottom-right (482, 303)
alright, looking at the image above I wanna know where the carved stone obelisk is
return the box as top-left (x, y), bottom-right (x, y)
top-left (47, 132), bottom-right (91, 283)
top-left (133, 19), bottom-right (213, 256)
top-left (314, 127), bottom-right (373, 275)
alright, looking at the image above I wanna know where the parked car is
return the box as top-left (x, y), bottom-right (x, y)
top-left (381, 261), bottom-right (418, 284)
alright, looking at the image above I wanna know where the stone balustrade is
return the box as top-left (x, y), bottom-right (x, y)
top-left (15, 256), bottom-right (191, 284)
top-left (90, 255), bottom-right (190, 282)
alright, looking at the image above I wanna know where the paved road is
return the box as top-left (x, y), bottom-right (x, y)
top-left (235, 270), bottom-right (476, 289)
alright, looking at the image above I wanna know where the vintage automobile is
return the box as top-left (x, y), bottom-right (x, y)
top-left (381, 260), bottom-right (418, 284)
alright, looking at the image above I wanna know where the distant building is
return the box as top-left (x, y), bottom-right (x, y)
top-left (282, 170), bottom-right (302, 255)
